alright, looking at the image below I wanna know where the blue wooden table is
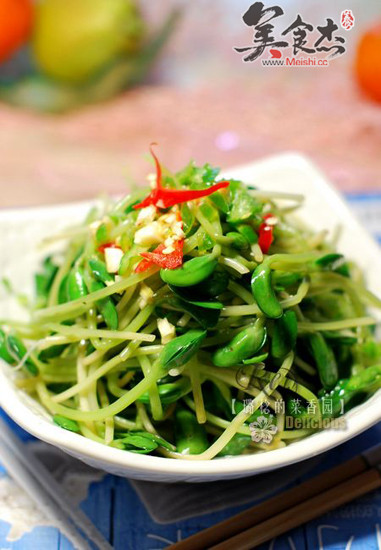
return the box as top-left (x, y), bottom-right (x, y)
top-left (0, 194), bottom-right (380, 550)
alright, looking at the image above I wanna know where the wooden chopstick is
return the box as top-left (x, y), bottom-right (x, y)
top-left (168, 443), bottom-right (381, 550)
top-left (211, 466), bottom-right (381, 550)
top-left (0, 418), bottom-right (112, 550)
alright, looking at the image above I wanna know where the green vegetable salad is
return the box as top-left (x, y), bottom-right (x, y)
top-left (1, 146), bottom-right (381, 460)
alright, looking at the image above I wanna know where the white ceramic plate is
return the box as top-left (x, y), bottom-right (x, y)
top-left (0, 153), bottom-right (380, 482)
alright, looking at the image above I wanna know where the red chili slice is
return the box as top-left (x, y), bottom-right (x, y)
top-left (133, 144), bottom-right (230, 210)
top-left (258, 214), bottom-right (276, 254)
top-left (135, 239), bottom-right (184, 272)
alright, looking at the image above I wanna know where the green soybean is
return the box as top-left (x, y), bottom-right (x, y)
top-left (236, 224), bottom-right (258, 245)
top-left (89, 280), bottom-right (118, 330)
top-left (308, 332), bottom-right (339, 390)
top-left (218, 434), bottom-right (252, 456)
top-left (175, 408), bottom-right (209, 455)
top-left (58, 274), bottom-right (69, 304)
top-left (251, 263), bottom-right (283, 319)
top-left (160, 254), bottom-right (217, 287)
top-left (271, 310), bottom-right (298, 359)
top-left (226, 232), bottom-right (249, 250)
top-left (66, 268), bottom-right (88, 301)
top-left (89, 258), bottom-right (114, 285)
top-left (273, 271), bottom-right (302, 289)
top-left (194, 268), bottom-right (229, 298)
top-left (212, 319), bottom-right (267, 367)
top-left (137, 377), bottom-right (192, 405)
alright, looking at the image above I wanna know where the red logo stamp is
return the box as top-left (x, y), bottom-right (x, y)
top-left (341, 10), bottom-right (355, 31)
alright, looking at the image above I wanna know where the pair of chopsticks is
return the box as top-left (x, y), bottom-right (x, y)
top-left (0, 417), bottom-right (112, 550)
top-left (168, 443), bottom-right (381, 550)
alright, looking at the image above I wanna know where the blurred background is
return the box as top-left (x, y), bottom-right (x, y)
top-left (0, 0), bottom-right (381, 207)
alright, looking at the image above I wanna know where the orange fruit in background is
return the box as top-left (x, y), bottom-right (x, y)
top-left (355, 23), bottom-right (381, 103)
top-left (0, 0), bottom-right (33, 63)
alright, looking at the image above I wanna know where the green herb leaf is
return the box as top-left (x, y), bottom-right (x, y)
top-left (53, 415), bottom-right (80, 433)
top-left (168, 285), bottom-right (223, 310)
top-left (160, 330), bottom-right (206, 371)
top-left (227, 181), bottom-right (262, 224)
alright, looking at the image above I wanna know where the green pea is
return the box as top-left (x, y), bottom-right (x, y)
top-left (175, 408), bottom-right (209, 455)
top-left (271, 310), bottom-right (298, 359)
top-left (251, 263), bottom-right (283, 319)
top-left (159, 330), bottom-right (206, 371)
top-left (66, 267), bottom-right (88, 301)
top-left (160, 254), bottom-right (217, 287)
top-left (212, 319), bottom-right (267, 367)
top-left (138, 377), bottom-right (192, 405)
top-left (88, 280), bottom-right (118, 330)
top-left (308, 332), bottom-right (338, 390)
top-left (226, 232), bottom-right (249, 250)
top-left (89, 258), bottom-right (114, 284)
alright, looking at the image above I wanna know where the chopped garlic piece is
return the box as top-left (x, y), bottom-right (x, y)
top-left (163, 246), bottom-right (175, 254)
top-left (138, 283), bottom-right (154, 309)
top-left (164, 237), bottom-right (175, 248)
top-left (137, 205), bottom-right (157, 227)
top-left (264, 216), bottom-right (278, 226)
top-left (157, 317), bottom-right (176, 344)
top-left (89, 220), bottom-right (102, 236)
top-left (147, 173), bottom-right (157, 188)
top-left (134, 222), bottom-right (164, 247)
top-left (104, 247), bottom-right (123, 273)
top-left (161, 213), bottom-right (176, 225)
top-left (172, 221), bottom-right (185, 239)
top-left (169, 367), bottom-right (183, 377)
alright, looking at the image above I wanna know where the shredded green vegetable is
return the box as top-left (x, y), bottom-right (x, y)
top-left (1, 155), bottom-right (381, 460)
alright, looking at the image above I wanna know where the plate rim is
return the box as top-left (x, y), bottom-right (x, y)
top-left (1, 151), bottom-right (380, 480)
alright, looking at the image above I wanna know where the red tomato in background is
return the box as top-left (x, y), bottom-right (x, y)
top-left (0, 0), bottom-right (33, 63)
top-left (355, 23), bottom-right (381, 103)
